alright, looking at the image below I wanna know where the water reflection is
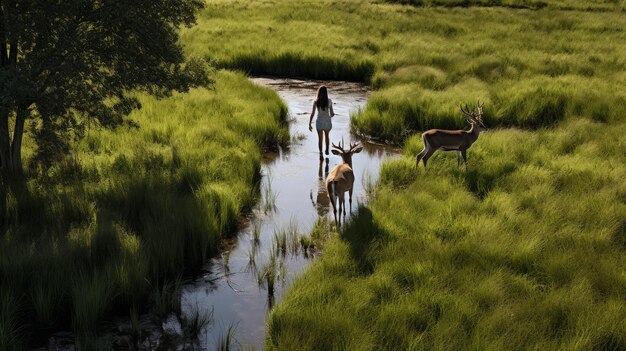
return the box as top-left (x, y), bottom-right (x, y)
top-left (310, 158), bottom-right (330, 216)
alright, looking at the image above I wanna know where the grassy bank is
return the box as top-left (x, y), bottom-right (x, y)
top-left (0, 70), bottom-right (288, 348)
top-left (268, 118), bottom-right (626, 350)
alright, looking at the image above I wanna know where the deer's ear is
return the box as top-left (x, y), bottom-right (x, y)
top-left (353, 146), bottom-right (363, 154)
top-left (331, 150), bottom-right (341, 155)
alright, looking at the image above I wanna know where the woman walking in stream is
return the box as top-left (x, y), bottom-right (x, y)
top-left (308, 85), bottom-right (335, 160)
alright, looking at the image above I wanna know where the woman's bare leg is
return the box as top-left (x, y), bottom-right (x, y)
top-left (316, 129), bottom-right (323, 159)
top-left (323, 130), bottom-right (330, 155)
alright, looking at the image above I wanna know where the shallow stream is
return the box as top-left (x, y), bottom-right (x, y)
top-left (41, 78), bottom-right (400, 350)
top-left (180, 78), bottom-right (400, 349)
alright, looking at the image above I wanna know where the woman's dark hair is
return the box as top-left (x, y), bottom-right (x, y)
top-left (315, 86), bottom-right (329, 111)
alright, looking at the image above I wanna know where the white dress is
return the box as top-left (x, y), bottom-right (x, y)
top-left (315, 99), bottom-right (333, 131)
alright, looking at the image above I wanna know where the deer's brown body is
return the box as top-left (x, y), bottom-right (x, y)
top-left (416, 102), bottom-right (487, 168)
top-left (326, 140), bottom-right (362, 224)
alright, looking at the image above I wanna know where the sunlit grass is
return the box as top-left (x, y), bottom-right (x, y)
top-left (185, 0), bottom-right (626, 143)
top-left (269, 119), bottom-right (626, 350)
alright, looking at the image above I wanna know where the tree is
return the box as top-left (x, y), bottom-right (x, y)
top-left (0, 0), bottom-right (210, 176)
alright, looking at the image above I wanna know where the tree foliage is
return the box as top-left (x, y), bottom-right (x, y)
top-left (0, 0), bottom-right (210, 175)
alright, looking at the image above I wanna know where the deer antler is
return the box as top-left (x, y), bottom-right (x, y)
top-left (332, 137), bottom-right (347, 152)
top-left (476, 100), bottom-right (484, 121)
top-left (460, 104), bottom-right (474, 118)
top-left (348, 141), bottom-right (361, 153)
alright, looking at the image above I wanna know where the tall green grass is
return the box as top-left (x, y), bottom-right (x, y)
top-left (0, 70), bottom-right (288, 347)
top-left (184, 0), bottom-right (626, 143)
top-left (269, 119), bottom-right (626, 350)
top-left (384, 0), bottom-right (624, 11)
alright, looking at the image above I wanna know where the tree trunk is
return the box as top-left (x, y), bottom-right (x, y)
top-left (0, 39), bottom-right (6, 66)
top-left (0, 109), bottom-right (9, 172)
top-left (10, 108), bottom-right (26, 175)
top-left (0, 3), bottom-right (5, 67)
top-left (0, 36), bottom-right (6, 67)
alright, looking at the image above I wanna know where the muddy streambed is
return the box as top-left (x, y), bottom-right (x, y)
top-left (42, 78), bottom-right (399, 350)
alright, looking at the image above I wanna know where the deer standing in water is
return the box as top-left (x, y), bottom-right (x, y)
top-left (416, 102), bottom-right (487, 168)
top-left (326, 139), bottom-right (363, 224)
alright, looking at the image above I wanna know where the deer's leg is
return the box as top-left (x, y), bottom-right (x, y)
top-left (420, 137), bottom-right (437, 167)
top-left (337, 194), bottom-right (341, 219)
top-left (422, 148), bottom-right (436, 168)
top-left (327, 182), bottom-right (337, 223)
top-left (461, 149), bottom-right (467, 166)
top-left (456, 151), bottom-right (461, 166)
top-left (349, 188), bottom-right (353, 212)
top-left (416, 137), bottom-right (428, 168)
top-left (416, 149), bottom-right (426, 168)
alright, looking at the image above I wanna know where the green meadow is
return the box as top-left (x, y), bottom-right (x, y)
top-left (0, 71), bottom-right (288, 348)
top-left (2, 0), bottom-right (626, 348)
top-left (183, 0), bottom-right (625, 142)
top-left (181, 0), bottom-right (626, 349)
top-left (269, 119), bottom-right (626, 350)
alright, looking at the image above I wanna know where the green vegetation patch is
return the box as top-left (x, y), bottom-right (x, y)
top-left (269, 119), bottom-right (626, 350)
top-left (0, 71), bottom-right (288, 345)
top-left (188, 0), bottom-right (626, 143)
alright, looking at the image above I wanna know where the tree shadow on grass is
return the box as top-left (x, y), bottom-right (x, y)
top-left (339, 206), bottom-right (390, 276)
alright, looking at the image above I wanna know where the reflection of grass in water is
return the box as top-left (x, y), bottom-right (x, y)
top-left (222, 250), bottom-right (231, 275)
top-left (299, 236), bottom-right (314, 257)
top-left (217, 322), bottom-right (239, 351)
top-left (181, 305), bottom-right (213, 342)
top-left (274, 229), bottom-right (288, 257)
top-left (247, 245), bottom-right (258, 274)
top-left (262, 173), bottom-right (278, 213)
top-left (273, 219), bottom-right (304, 257)
top-left (361, 170), bottom-right (376, 200)
top-left (291, 132), bottom-right (307, 144)
top-left (251, 219), bottom-right (261, 245)
top-left (270, 218), bottom-right (337, 259)
top-left (257, 249), bottom-right (278, 305)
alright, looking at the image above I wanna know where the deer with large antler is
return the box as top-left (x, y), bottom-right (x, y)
top-left (326, 139), bottom-right (363, 224)
top-left (416, 101), bottom-right (487, 168)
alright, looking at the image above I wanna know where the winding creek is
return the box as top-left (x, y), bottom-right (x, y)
top-left (179, 78), bottom-right (400, 349)
top-left (42, 78), bottom-right (400, 350)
